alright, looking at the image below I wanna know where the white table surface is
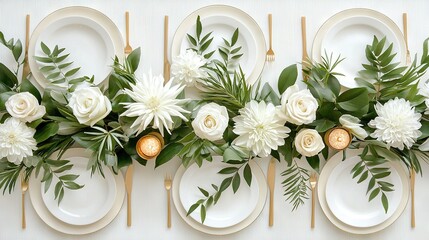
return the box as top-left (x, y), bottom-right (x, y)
top-left (1, 0), bottom-right (429, 239)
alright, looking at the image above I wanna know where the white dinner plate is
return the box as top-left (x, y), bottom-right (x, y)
top-left (312, 8), bottom-right (406, 88)
top-left (28, 6), bottom-right (124, 88)
top-left (29, 148), bottom-right (125, 235)
top-left (325, 155), bottom-right (403, 227)
top-left (179, 159), bottom-right (260, 228)
top-left (172, 157), bottom-right (267, 235)
top-left (318, 149), bottom-right (409, 234)
top-left (42, 150), bottom-right (117, 226)
top-left (171, 5), bottom-right (265, 85)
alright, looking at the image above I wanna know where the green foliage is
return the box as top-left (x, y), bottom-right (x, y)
top-left (187, 16), bottom-right (215, 58)
top-left (351, 145), bottom-right (394, 213)
top-left (187, 160), bottom-right (252, 223)
top-left (281, 160), bottom-right (310, 210)
top-left (278, 64), bottom-right (298, 94)
top-left (35, 158), bottom-right (83, 205)
top-left (35, 42), bottom-right (92, 89)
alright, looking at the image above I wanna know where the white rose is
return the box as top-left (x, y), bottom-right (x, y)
top-left (5, 92), bottom-right (46, 122)
top-left (339, 114), bottom-right (368, 140)
top-left (294, 129), bottom-right (325, 157)
top-left (68, 85), bottom-right (112, 126)
top-left (192, 103), bottom-right (229, 141)
top-left (278, 84), bottom-right (318, 125)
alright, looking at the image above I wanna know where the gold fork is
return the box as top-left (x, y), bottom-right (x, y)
top-left (124, 11), bottom-right (132, 55)
top-left (163, 15), bottom-right (171, 83)
top-left (309, 173), bottom-right (317, 229)
top-left (164, 175), bottom-right (172, 228)
top-left (21, 173), bottom-right (29, 229)
top-left (403, 13), bottom-right (411, 65)
top-left (410, 168), bottom-right (416, 228)
top-left (21, 14), bottom-right (31, 81)
top-left (266, 14), bottom-right (275, 62)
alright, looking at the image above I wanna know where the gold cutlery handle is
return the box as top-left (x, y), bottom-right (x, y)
top-left (125, 12), bottom-right (130, 46)
top-left (167, 189), bottom-right (171, 228)
top-left (269, 191), bottom-right (274, 226)
top-left (311, 188), bottom-right (315, 228)
top-left (403, 13), bottom-right (408, 50)
top-left (411, 169), bottom-right (415, 228)
top-left (22, 192), bottom-right (26, 229)
top-left (127, 193), bottom-right (131, 227)
top-left (25, 15), bottom-right (30, 56)
top-left (164, 16), bottom-right (169, 60)
top-left (301, 16), bottom-right (308, 60)
top-left (268, 14), bottom-right (273, 49)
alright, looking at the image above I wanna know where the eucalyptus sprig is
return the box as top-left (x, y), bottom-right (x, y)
top-left (35, 42), bottom-right (93, 90)
top-left (187, 154), bottom-right (252, 223)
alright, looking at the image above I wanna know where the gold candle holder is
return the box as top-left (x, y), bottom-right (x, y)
top-left (136, 132), bottom-right (165, 160)
top-left (324, 127), bottom-right (352, 151)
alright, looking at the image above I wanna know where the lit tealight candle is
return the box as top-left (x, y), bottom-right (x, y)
top-left (136, 132), bottom-right (164, 160)
top-left (325, 128), bottom-right (351, 150)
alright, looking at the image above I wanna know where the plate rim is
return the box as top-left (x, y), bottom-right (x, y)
top-left (325, 154), bottom-right (403, 228)
top-left (29, 147), bottom-right (125, 235)
top-left (171, 4), bottom-right (266, 85)
top-left (311, 8), bottom-right (407, 88)
top-left (172, 157), bottom-right (267, 235)
top-left (318, 148), bottom-right (409, 234)
top-left (41, 151), bottom-right (118, 226)
top-left (28, 6), bottom-right (124, 89)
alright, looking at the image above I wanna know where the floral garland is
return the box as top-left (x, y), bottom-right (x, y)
top-left (1, 15), bottom-right (429, 224)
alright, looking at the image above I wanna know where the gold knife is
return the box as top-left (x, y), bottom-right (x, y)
top-left (301, 16), bottom-right (309, 66)
top-left (267, 158), bottom-right (276, 227)
top-left (21, 14), bottom-right (31, 81)
top-left (410, 168), bottom-right (415, 228)
top-left (163, 15), bottom-right (171, 83)
top-left (125, 164), bottom-right (134, 227)
top-left (403, 13), bottom-right (411, 65)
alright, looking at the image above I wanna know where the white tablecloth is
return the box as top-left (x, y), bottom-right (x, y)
top-left (1, 0), bottom-right (429, 239)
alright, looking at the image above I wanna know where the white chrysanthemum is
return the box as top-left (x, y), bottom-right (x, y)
top-left (0, 118), bottom-right (37, 164)
top-left (171, 49), bottom-right (207, 86)
top-left (233, 100), bottom-right (291, 157)
top-left (121, 72), bottom-right (190, 136)
top-left (369, 98), bottom-right (422, 150)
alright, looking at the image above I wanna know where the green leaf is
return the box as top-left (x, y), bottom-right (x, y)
top-left (223, 147), bottom-right (243, 162)
top-left (367, 177), bottom-right (376, 194)
top-left (219, 177), bottom-right (233, 192)
top-left (232, 173), bottom-right (240, 193)
top-left (381, 192), bottom-right (389, 213)
top-left (12, 40), bottom-right (22, 61)
top-left (64, 181), bottom-right (82, 190)
top-left (65, 67), bottom-right (80, 77)
top-left (198, 187), bottom-right (209, 197)
top-left (127, 47), bottom-right (141, 73)
top-left (231, 28), bottom-right (239, 46)
top-left (218, 167), bottom-right (238, 174)
top-left (357, 171), bottom-right (369, 183)
top-left (155, 143), bottom-right (183, 168)
top-left (186, 203), bottom-right (200, 216)
top-left (19, 79), bottom-right (42, 101)
top-left (243, 163), bottom-right (252, 186)
top-left (278, 64), bottom-right (298, 94)
top-left (59, 174), bottom-right (79, 181)
top-left (40, 42), bottom-right (51, 55)
top-left (196, 16), bottom-right (202, 40)
top-left (34, 122), bottom-right (59, 143)
top-left (187, 34), bottom-right (197, 46)
top-left (0, 92), bottom-right (15, 111)
top-left (200, 38), bottom-right (213, 53)
top-left (0, 63), bottom-right (18, 88)
top-left (309, 119), bottom-right (336, 133)
top-left (306, 156), bottom-right (320, 172)
top-left (200, 205), bottom-right (206, 223)
top-left (369, 188), bottom-right (380, 201)
top-left (337, 88), bottom-right (369, 117)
